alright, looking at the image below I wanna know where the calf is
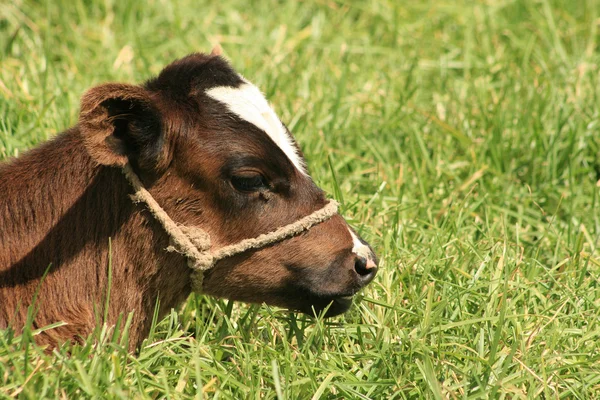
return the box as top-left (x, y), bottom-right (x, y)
top-left (0, 51), bottom-right (378, 349)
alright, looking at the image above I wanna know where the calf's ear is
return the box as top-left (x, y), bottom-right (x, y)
top-left (79, 83), bottom-right (163, 169)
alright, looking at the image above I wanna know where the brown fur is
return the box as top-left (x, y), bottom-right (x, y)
top-left (0, 53), bottom-right (377, 350)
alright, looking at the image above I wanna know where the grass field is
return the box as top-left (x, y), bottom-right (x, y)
top-left (1, 0), bottom-right (600, 398)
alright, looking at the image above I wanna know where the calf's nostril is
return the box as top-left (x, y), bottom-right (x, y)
top-left (354, 256), bottom-right (377, 281)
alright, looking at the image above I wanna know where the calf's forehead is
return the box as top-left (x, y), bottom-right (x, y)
top-left (205, 81), bottom-right (308, 176)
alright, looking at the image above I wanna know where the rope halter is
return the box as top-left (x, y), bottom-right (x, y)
top-left (122, 164), bottom-right (339, 292)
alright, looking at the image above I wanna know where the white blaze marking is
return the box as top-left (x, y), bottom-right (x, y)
top-left (206, 82), bottom-right (307, 175)
top-left (348, 227), bottom-right (372, 260)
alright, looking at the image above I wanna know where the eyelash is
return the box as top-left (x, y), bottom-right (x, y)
top-left (230, 174), bottom-right (268, 193)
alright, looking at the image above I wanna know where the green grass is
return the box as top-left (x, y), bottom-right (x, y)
top-left (1, 0), bottom-right (600, 398)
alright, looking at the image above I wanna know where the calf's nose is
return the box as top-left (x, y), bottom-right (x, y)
top-left (354, 255), bottom-right (378, 286)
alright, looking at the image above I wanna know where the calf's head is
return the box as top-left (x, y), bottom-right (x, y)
top-left (80, 52), bottom-right (378, 317)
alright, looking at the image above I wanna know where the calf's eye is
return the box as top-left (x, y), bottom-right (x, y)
top-left (231, 174), bottom-right (268, 193)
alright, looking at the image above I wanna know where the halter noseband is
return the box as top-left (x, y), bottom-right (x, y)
top-left (122, 164), bottom-right (339, 292)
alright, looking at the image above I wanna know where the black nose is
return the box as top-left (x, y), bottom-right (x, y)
top-left (354, 256), bottom-right (377, 286)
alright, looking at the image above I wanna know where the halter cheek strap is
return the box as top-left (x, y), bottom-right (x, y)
top-left (122, 164), bottom-right (339, 292)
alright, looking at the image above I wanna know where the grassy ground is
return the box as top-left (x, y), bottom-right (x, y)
top-left (1, 0), bottom-right (600, 398)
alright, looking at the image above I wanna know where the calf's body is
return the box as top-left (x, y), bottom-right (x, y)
top-left (0, 53), bottom-right (378, 349)
top-left (0, 131), bottom-right (188, 347)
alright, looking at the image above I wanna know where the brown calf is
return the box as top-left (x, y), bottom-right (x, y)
top-left (0, 52), bottom-right (378, 349)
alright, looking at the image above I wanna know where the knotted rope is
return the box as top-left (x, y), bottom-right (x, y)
top-left (122, 164), bottom-right (339, 292)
